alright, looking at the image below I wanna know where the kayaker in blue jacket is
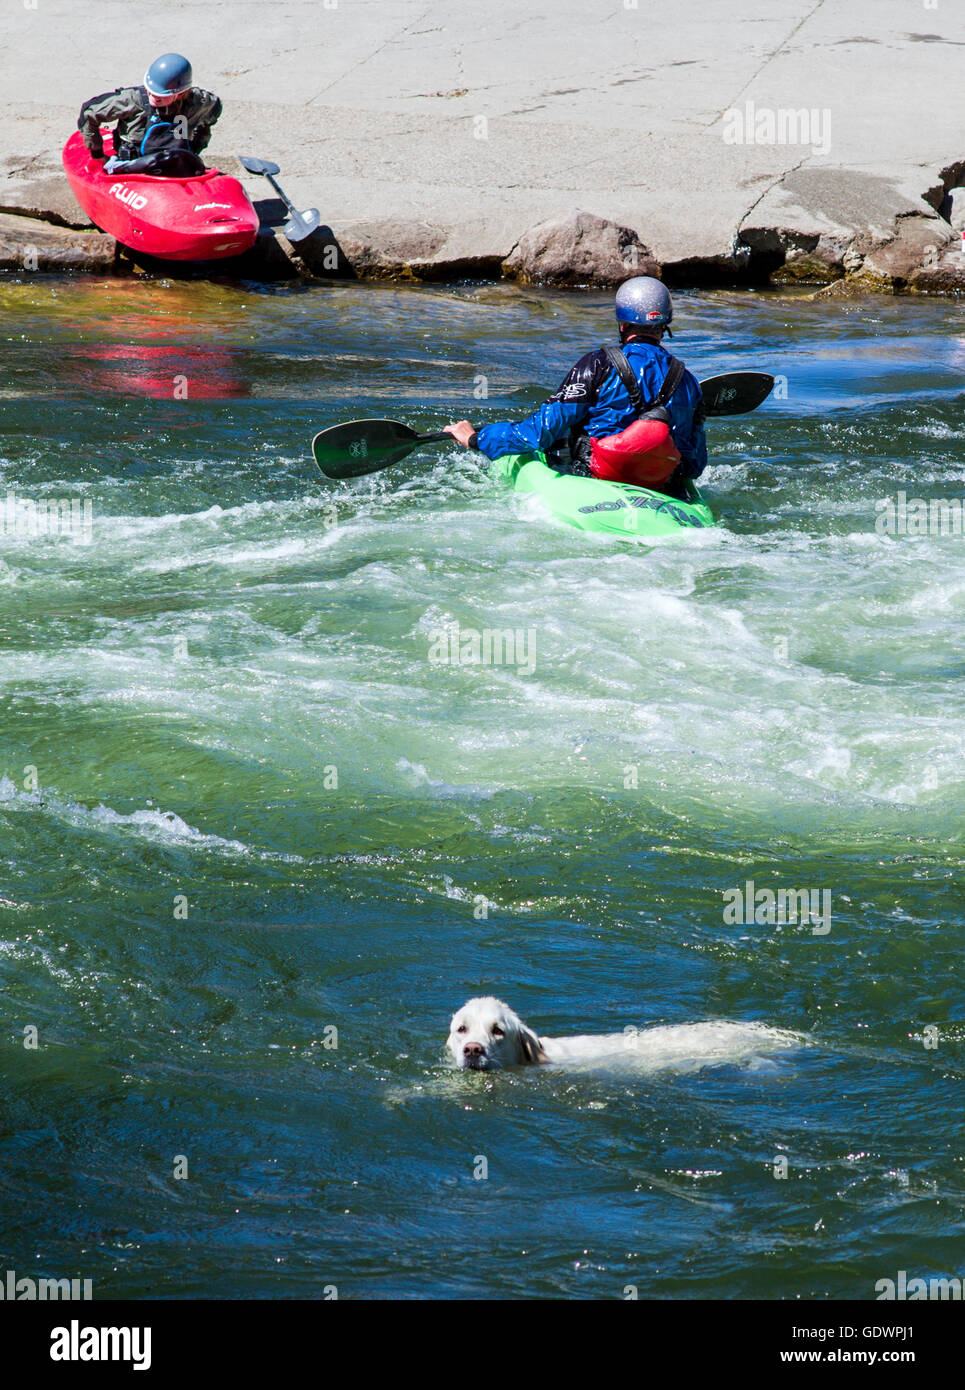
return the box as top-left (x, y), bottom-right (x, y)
top-left (445, 277), bottom-right (707, 495)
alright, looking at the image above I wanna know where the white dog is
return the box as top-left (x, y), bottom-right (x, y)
top-left (447, 996), bottom-right (800, 1073)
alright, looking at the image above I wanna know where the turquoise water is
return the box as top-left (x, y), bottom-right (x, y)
top-left (1, 277), bottom-right (964, 1299)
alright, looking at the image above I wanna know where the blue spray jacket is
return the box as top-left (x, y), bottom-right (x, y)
top-left (476, 340), bottom-right (707, 477)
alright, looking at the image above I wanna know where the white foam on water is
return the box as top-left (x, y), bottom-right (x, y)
top-left (0, 776), bottom-right (304, 862)
top-left (4, 393), bottom-right (965, 833)
top-left (397, 757), bottom-right (495, 799)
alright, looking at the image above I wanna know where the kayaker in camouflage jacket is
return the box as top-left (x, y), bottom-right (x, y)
top-left (78, 52), bottom-right (222, 163)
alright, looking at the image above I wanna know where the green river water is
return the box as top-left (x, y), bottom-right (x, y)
top-left (1, 275), bottom-right (963, 1299)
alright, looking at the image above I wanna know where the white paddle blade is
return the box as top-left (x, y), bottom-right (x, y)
top-left (284, 208), bottom-right (321, 242)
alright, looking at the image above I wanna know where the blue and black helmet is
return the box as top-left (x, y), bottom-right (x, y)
top-left (615, 276), bottom-right (674, 334)
top-left (144, 53), bottom-right (193, 98)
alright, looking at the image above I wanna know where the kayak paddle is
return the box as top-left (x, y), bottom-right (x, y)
top-left (312, 419), bottom-right (452, 479)
top-left (700, 371), bottom-right (774, 416)
top-left (239, 155), bottom-right (321, 241)
top-left (311, 371), bottom-right (775, 479)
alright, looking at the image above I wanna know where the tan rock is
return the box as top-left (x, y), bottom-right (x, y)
top-left (850, 214), bottom-right (955, 289)
top-left (908, 248), bottom-right (965, 293)
top-left (0, 211), bottom-right (115, 272)
top-left (941, 187), bottom-right (965, 233)
top-left (502, 210), bottom-right (658, 288)
top-left (336, 220), bottom-right (449, 280)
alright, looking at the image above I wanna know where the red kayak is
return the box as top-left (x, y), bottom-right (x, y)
top-left (62, 130), bottom-right (259, 261)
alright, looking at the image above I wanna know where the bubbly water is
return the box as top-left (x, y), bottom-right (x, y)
top-left (1, 276), bottom-right (963, 1298)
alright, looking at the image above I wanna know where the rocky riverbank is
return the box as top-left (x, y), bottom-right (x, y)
top-left (2, 0), bottom-right (963, 291)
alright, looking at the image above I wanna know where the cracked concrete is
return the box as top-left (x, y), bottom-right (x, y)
top-left (0, 0), bottom-right (963, 289)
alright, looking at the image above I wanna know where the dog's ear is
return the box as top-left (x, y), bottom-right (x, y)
top-left (517, 1024), bottom-right (548, 1066)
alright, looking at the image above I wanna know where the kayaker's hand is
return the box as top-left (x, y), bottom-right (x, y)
top-left (88, 145), bottom-right (104, 163)
top-left (445, 420), bottom-right (479, 449)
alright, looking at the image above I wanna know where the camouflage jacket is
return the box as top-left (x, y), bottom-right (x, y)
top-left (78, 86), bottom-right (222, 160)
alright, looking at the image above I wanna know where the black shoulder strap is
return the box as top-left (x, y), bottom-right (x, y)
top-left (655, 355), bottom-right (686, 407)
top-left (604, 346), bottom-right (686, 416)
top-left (604, 346), bottom-right (645, 412)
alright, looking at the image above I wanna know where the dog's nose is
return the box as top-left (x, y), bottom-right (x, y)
top-left (463, 1042), bottom-right (484, 1059)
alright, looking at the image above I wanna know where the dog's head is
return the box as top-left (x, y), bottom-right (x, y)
top-left (447, 997), bottom-right (548, 1071)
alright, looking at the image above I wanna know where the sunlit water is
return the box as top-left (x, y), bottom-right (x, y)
top-left (1, 275), bottom-right (963, 1299)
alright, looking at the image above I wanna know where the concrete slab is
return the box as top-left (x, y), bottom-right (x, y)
top-left (1, 0), bottom-right (962, 286)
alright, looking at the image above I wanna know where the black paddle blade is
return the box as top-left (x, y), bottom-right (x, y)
top-left (239, 155), bottom-right (281, 176)
top-left (312, 419), bottom-right (445, 479)
top-left (701, 372), bottom-right (775, 416)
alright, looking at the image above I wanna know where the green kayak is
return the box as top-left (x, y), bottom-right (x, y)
top-left (488, 452), bottom-right (715, 539)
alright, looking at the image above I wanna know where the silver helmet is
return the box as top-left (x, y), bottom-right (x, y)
top-left (615, 276), bottom-right (673, 333)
